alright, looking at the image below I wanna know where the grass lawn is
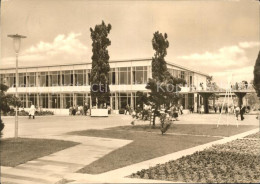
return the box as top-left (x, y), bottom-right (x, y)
top-left (131, 138), bottom-right (260, 183)
top-left (111, 124), bottom-right (257, 137)
top-left (70, 128), bottom-right (220, 174)
top-left (0, 138), bottom-right (79, 167)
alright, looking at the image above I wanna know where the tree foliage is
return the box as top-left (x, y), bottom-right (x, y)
top-left (253, 51), bottom-right (260, 97)
top-left (0, 83), bottom-right (22, 132)
top-left (146, 31), bottom-right (186, 126)
top-left (151, 31), bottom-right (169, 82)
top-left (0, 83), bottom-right (22, 114)
top-left (90, 21), bottom-right (112, 107)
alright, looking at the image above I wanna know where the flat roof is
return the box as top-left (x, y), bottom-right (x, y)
top-left (0, 58), bottom-right (210, 77)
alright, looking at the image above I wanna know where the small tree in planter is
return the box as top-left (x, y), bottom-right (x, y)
top-left (146, 31), bottom-right (186, 127)
top-left (90, 21), bottom-right (112, 108)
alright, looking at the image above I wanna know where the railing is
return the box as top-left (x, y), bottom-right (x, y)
top-left (180, 83), bottom-right (255, 93)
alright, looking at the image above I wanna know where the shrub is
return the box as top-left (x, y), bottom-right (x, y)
top-left (160, 113), bottom-right (172, 135)
top-left (7, 110), bottom-right (29, 116)
top-left (6, 110), bottom-right (54, 116)
top-left (35, 110), bottom-right (54, 116)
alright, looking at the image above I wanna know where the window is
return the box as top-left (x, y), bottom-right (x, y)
top-left (74, 70), bottom-right (86, 86)
top-left (39, 93), bottom-right (48, 108)
top-left (19, 73), bottom-right (26, 87)
top-left (62, 70), bottom-right (73, 86)
top-left (50, 71), bottom-right (60, 86)
top-left (109, 68), bottom-right (116, 85)
top-left (39, 72), bottom-right (48, 87)
top-left (75, 93), bottom-right (84, 106)
top-left (28, 93), bottom-right (37, 107)
top-left (27, 72), bottom-right (36, 87)
top-left (63, 93), bottom-right (73, 108)
top-left (18, 94), bottom-right (26, 108)
top-left (132, 66), bottom-right (147, 84)
top-left (87, 70), bottom-right (91, 85)
top-left (181, 71), bottom-right (185, 79)
top-left (50, 94), bottom-right (60, 108)
top-left (118, 67), bottom-right (131, 85)
top-left (4, 73), bottom-right (16, 87)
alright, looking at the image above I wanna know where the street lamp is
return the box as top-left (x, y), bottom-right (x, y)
top-left (8, 34), bottom-right (26, 138)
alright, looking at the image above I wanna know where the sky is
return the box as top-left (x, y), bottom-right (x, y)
top-left (1, 0), bottom-right (259, 85)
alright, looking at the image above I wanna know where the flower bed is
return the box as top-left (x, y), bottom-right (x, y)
top-left (244, 132), bottom-right (260, 139)
top-left (6, 110), bottom-right (54, 116)
top-left (130, 139), bottom-right (260, 183)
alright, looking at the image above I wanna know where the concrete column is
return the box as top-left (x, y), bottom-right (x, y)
top-left (115, 68), bottom-right (119, 85)
top-left (110, 95), bottom-right (113, 110)
top-left (48, 93), bottom-right (51, 108)
top-left (115, 92), bottom-right (119, 110)
top-left (60, 93), bottom-right (63, 109)
top-left (36, 93), bottom-right (40, 108)
top-left (90, 96), bottom-right (92, 108)
top-left (185, 94), bottom-right (188, 109)
top-left (73, 93), bottom-right (76, 106)
top-left (26, 93), bottom-right (29, 108)
top-left (131, 92), bottom-right (134, 109)
top-left (194, 93), bottom-right (197, 112)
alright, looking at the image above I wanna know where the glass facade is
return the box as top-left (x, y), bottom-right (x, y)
top-left (50, 71), bottom-right (60, 86)
top-left (19, 73), bottom-right (27, 87)
top-left (28, 72), bottom-right (36, 87)
top-left (109, 68), bottom-right (116, 85)
top-left (118, 67), bottom-right (131, 85)
top-left (28, 93), bottom-right (37, 107)
top-left (39, 93), bottom-right (48, 108)
top-left (74, 70), bottom-right (86, 86)
top-left (50, 94), bottom-right (60, 108)
top-left (62, 70), bottom-right (73, 86)
top-left (63, 93), bottom-right (73, 108)
top-left (18, 94), bottom-right (26, 108)
top-left (0, 63), bottom-right (203, 112)
top-left (39, 72), bottom-right (48, 87)
top-left (132, 66), bottom-right (147, 84)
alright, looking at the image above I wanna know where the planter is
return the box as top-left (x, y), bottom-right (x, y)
top-left (91, 109), bottom-right (108, 117)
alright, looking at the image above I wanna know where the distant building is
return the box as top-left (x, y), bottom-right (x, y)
top-left (0, 58), bottom-right (209, 114)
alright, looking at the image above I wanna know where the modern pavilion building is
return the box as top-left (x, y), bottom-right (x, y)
top-left (0, 58), bottom-right (210, 114)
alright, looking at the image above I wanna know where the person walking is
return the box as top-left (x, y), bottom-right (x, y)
top-left (125, 104), bottom-right (130, 115)
top-left (72, 105), bottom-right (76, 116)
top-left (214, 105), bottom-right (217, 113)
top-left (240, 105), bottom-right (246, 121)
top-left (29, 103), bottom-right (36, 119)
top-left (173, 105), bottom-right (179, 121)
top-left (83, 103), bottom-right (88, 116)
top-left (179, 105), bottom-right (183, 115)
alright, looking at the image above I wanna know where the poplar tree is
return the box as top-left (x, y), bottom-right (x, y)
top-left (253, 51), bottom-right (260, 97)
top-left (146, 31), bottom-right (185, 126)
top-left (90, 21), bottom-right (112, 107)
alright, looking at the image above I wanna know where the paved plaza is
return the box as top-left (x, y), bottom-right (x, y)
top-left (1, 114), bottom-right (259, 183)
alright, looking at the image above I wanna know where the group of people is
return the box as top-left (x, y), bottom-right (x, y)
top-left (213, 104), bottom-right (247, 121)
top-left (69, 103), bottom-right (89, 116)
top-left (130, 104), bottom-right (184, 122)
top-left (231, 81), bottom-right (249, 90)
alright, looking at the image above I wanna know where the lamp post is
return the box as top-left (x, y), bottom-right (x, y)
top-left (8, 34), bottom-right (26, 138)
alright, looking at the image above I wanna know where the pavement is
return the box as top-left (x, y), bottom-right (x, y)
top-left (0, 114), bottom-right (259, 184)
